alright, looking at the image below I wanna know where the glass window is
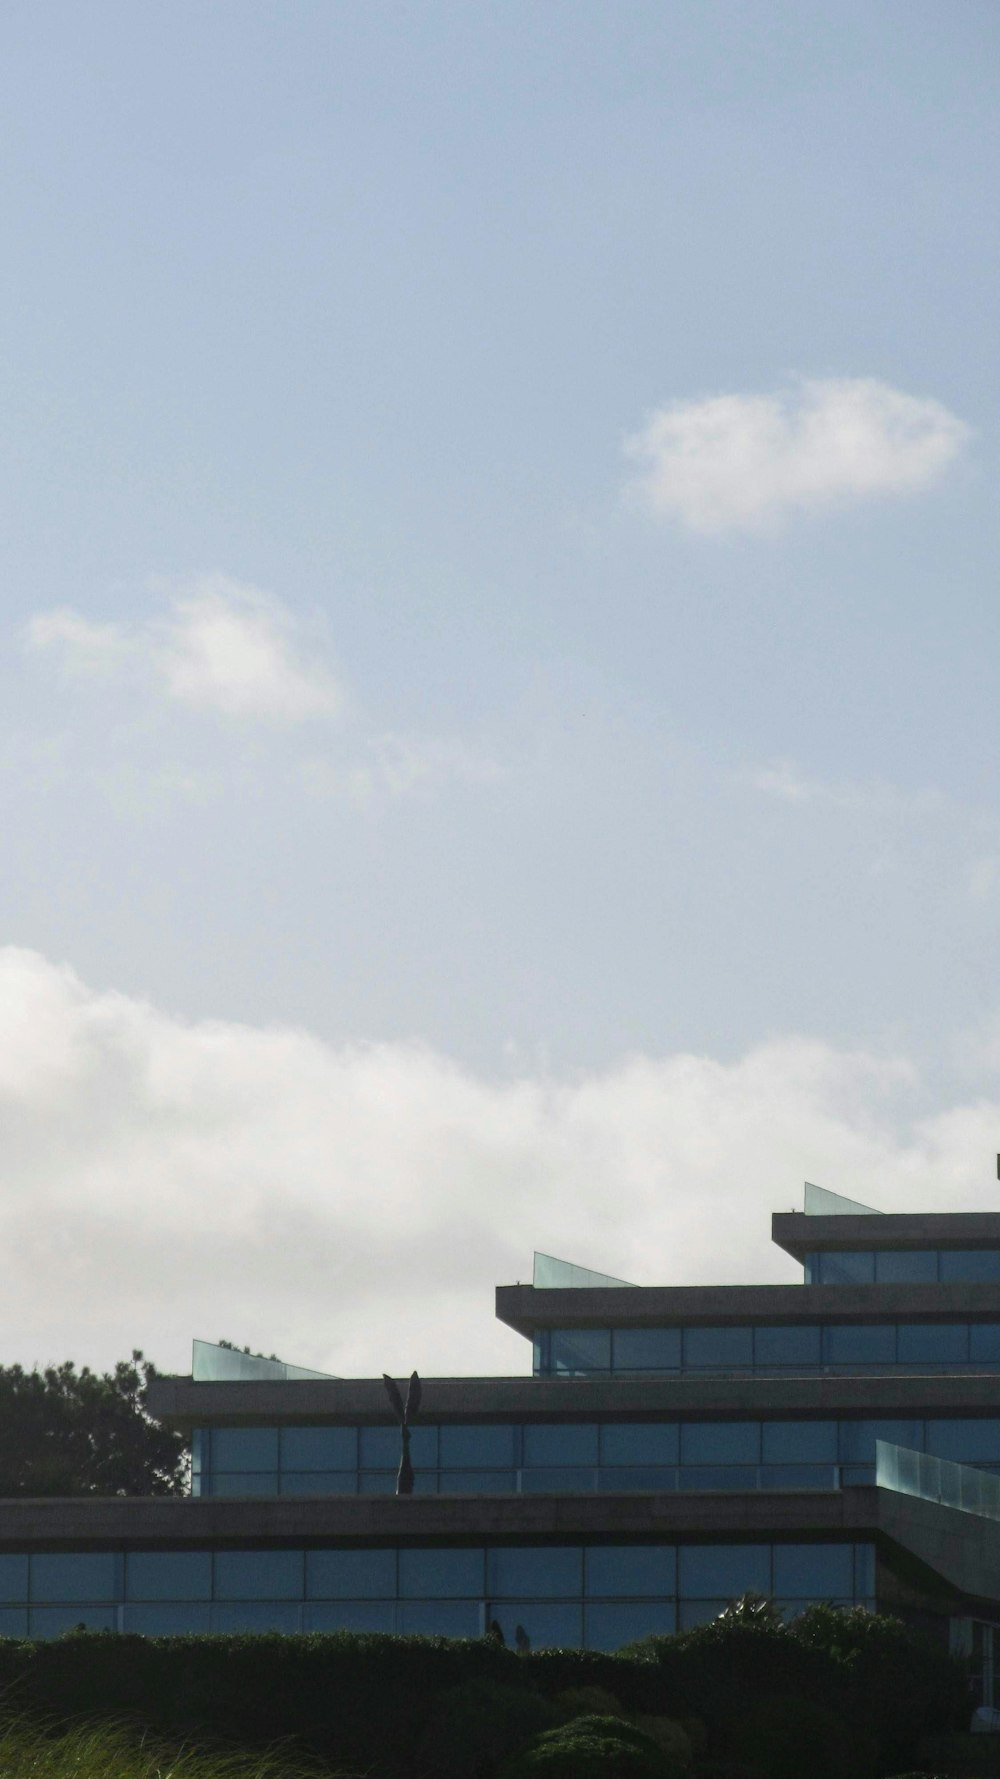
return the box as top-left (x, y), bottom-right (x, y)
top-left (281, 1427), bottom-right (357, 1471)
top-left (971, 1325), bottom-right (1000, 1361)
top-left (875, 1251), bottom-right (938, 1283)
top-left (280, 1472), bottom-right (357, 1496)
top-left (486, 1603), bottom-right (582, 1650)
top-left (897, 1323), bottom-right (969, 1363)
top-left (925, 1420), bottom-right (1000, 1463)
top-left (772, 1544), bottom-right (854, 1598)
top-left (123, 1603), bottom-right (212, 1635)
top-left (191, 1430), bottom-right (205, 1477)
top-left (30, 1554), bottom-right (117, 1602)
top-left (522, 1424), bottom-right (598, 1467)
top-left (440, 1425), bottom-right (516, 1469)
top-left (682, 1327), bottom-right (753, 1369)
top-left (211, 1603), bottom-right (301, 1634)
top-left (211, 1428), bottom-right (279, 1473)
top-left (399, 1600), bottom-right (481, 1637)
top-left (532, 1334), bottom-right (548, 1375)
top-left (213, 1550), bottom-right (303, 1600)
top-left (438, 1471), bottom-right (517, 1494)
top-left (303, 1601), bottom-right (395, 1633)
top-left (838, 1419), bottom-right (923, 1462)
top-left (550, 1330), bottom-right (611, 1374)
top-left (612, 1329), bottom-right (681, 1371)
top-left (520, 1468), bottom-right (594, 1493)
top-left (823, 1325), bottom-right (895, 1365)
top-left (759, 1465), bottom-right (837, 1490)
top-left (597, 1467), bottom-right (678, 1492)
top-left (600, 1423), bottom-right (679, 1466)
top-left (0, 1557), bottom-right (28, 1602)
top-left (359, 1425), bottom-right (438, 1468)
top-left (855, 1543), bottom-right (875, 1598)
top-left (819, 1251), bottom-right (875, 1284)
top-left (680, 1423), bottom-right (760, 1465)
top-left (678, 1544), bottom-right (770, 1601)
top-left (585, 1545), bottom-right (676, 1599)
top-left (358, 1472), bottom-right (396, 1494)
top-left (941, 1251), bottom-right (1000, 1283)
top-left (209, 1472), bottom-right (279, 1497)
top-left (399, 1549), bottom-right (485, 1598)
top-left (678, 1466), bottom-right (757, 1491)
top-left (0, 1609), bottom-right (27, 1637)
top-left (585, 1601), bottom-right (675, 1649)
top-left (678, 1599), bottom-right (727, 1630)
top-left (487, 1547), bottom-right (582, 1599)
top-left (30, 1607), bottom-right (116, 1637)
top-left (761, 1421), bottom-right (837, 1465)
top-left (307, 1550), bottom-right (396, 1599)
top-left (753, 1326), bottom-right (822, 1368)
top-left (126, 1553), bottom-right (212, 1601)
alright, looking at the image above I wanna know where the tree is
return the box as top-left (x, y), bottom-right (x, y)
top-left (0, 1351), bottom-right (188, 1496)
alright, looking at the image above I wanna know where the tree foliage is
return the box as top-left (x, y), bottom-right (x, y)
top-left (0, 1350), bottom-right (188, 1496)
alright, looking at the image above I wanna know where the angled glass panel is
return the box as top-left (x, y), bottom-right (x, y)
top-left (126, 1553), bottom-right (212, 1601)
top-left (303, 1601), bottom-right (395, 1632)
top-left (823, 1324), bottom-right (895, 1364)
top-left (875, 1251), bottom-right (938, 1283)
top-left (29, 1607), bottom-right (116, 1637)
top-left (398, 1549), bottom-right (485, 1598)
top-left (761, 1421), bottom-right (837, 1464)
top-left (550, 1330), bottom-right (611, 1374)
top-left (818, 1251), bottom-right (875, 1285)
top-left (0, 1557), bottom-right (28, 1603)
top-left (440, 1425), bottom-right (516, 1468)
top-left (753, 1326), bottom-right (821, 1368)
top-left (804, 1183), bottom-right (880, 1216)
top-left (211, 1603), bottom-right (301, 1634)
top-left (924, 1419), bottom-right (1000, 1463)
top-left (281, 1427), bottom-right (358, 1471)
top-left (123, 1604), bottom-right (212, 1635)
top-left (533, 1253), bottom-right (633, 1288)
top-left (772, 1544), bottom-right (854, 1597)
top-left (359, 1425), bottom-right (438, 1468)
top-left (612, 1329), bottom-right (681, 1372)
top-left (682, 1327), bottom-right (753, 1369)
top-left (213, 1550), bottom-right (303, 1600)
top-left (522, 1424), bottom-right (598, 1467)
top-left (678, 1544), bottom-right (770, 1600)
top-left (970, 1325), bottom-right (1000, 1361)
top-left (680, 1422), bottom-right (760, 1464)
top-left (600, 1422), bottom-right (679, 1466)
top-left (487, 1603), bottom-right (582, 1650)
top-left (585, 1545), bottom-right (676, 1598)
top-left (307, 1550), bottom-right (396, 1599)
top-left (31, 1554), bottom-right (117, 1602)
top-left (211, 1428), bottom-right (279, 1473)
top-left (586, 1601), bottom-right (675, 1649)
top-left (897, 1323), bottom-right (969, 1363)
top-left (838, 1419), bottom-right (923, 1462)
top-left (487, 1547), bottom-right (581, 1599)
top-left (941, 1251), bottom-right (1000, 1283)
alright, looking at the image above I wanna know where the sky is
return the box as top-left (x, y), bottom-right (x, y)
top-left (1, 1), bottom-right (999, 1379)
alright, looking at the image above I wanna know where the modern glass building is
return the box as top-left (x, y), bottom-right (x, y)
top-left (5, 1185), bottom-right (1000, 1694)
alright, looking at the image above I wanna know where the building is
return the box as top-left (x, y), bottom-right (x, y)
top-left (3, 1184), bottom-right (1000, 1694)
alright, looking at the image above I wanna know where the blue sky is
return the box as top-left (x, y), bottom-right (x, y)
top-left (1, 3), bottom-right (999, 1373)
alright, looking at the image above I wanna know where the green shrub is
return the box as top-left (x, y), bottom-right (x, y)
top-left (723, 1692), bottom-right (856, 1779)
top-left (498, 1713), bottom-right (682, 1779)
top-left (413, 1678), bottom-right (557, 1779)
top-left (550, 1685), bottom-right (625, 1721)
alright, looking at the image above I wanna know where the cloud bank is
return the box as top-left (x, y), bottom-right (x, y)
top-left (2, 947), bottom-right (998, 1381)
top-left (625, 377), bottom-right (969, 533)
top-left (25, 576), bottom-right (341, 722)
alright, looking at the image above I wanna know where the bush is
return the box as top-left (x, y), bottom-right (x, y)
top-left (723, 1692), bottom-right (856, 1779)
top-left (498, 1714), bottom-right (682, 1779)
top-left (413, 1678), bottom-right (557, 1779)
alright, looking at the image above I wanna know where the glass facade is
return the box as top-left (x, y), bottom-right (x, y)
top-left (803, 1250), bottom-right (1000, 1285)
top-left (0, 1542), bottom-right (874, 1647)
top-left (193, 1416), bottom-right (1000, 1497)
top-left (532, 1321), bottom-right (1000, 1376)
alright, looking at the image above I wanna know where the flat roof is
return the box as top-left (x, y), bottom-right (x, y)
top-left (772, 1211), bottom-right (1000, 1262)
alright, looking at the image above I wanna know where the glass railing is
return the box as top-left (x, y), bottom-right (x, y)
top-left (876, 1441), bottom-right (1000, 1522)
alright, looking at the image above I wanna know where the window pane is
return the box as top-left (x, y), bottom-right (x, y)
top-left (31, 1554), bottom-right (117, 1602)
top-left (550, 1330), bottom-right (611, 1374)
top-left (438, 1471), bottom-right (516, 1494)
top-left (487, 1603), bottom-right (582, 1650)
top-left (358, 1472), bottom-right (396, 1494)
top-left (126, 1553), bottom-right (212, 1601)
top-left (772, 1544), bottom-right (854, 1597)
top-left (875, 1251), bottom-right (937, 1283)
top-left (753, 1326), bottom-right (821, 1368)
top-left (597, 1467), bottom-right (677, 1492)
top-left (897, 1324), bottom-right (968, 1363)
top-left (399, 1600), bottom-right (482, 1637)
top-left (941, 1251), bottom-right (1000, 1283)
top-left (678, 1466), bottom-right (757, 1491)
top-left (600, 1423), bottom-right (679, 1466)
top-left (307, 1549), bottom-right (396, 1599)
top-left (359, 1425), bottom-right (438, 1468)
top-left (838, 1419), bottom-right (923, 1462)
top-left (855, 1543), bottom-right (875, 1597)
top-left (210, 1472), bottom-right (279, 1497)
top-left (211, 1603), bottom-right (301, 1634)
top-left (612, 1329), bottom-right (681, 1371)
top-left (487, 1547), bottom-right (582, 1599)
top-left (683, 1328), bottom-right (753, 1369)
top-left (680, 1422), bottom-right (760, 1464)
top-left (522, 1424), bottom-right (598, 1467)
top-left (586, 1601), bottom-right (675, 1649)
top-left (398, 1549), bottom-right (484, 1598)
top-left (123, 1603), bottom-right (212, 1635)
top-left (819, 1252), bottom-right (875, 1284)
top-left (0, 1557), bottom-right (28, 1603)
top-left (213, 1551), bottom-right (303, 1600)
top-left (678, 1599), bottom-right (727, 1630)
top-left (520, 1467), bottom-right (593, 1493)
top-left (925, 1419), bottom-right (1000, 1462)
top-left (211, 1428), bottom-right (279, 1472)
top-left (280, 1472), bottom-right (357, 1495)
top-left (281, 1427), bottom-right (358, 1471)
top-left (759, 1465), bottom-right (837, 1489)
top-left (30, 1607), bottom-right (116, 1637)
top-left (440, 1425), bottom-right (516, 1468)
top-left (0, 1609), bottom-right (27, 1637)
top-left (971, 1325), bottom-right (1000, 1361)
top-left (533, 1334), bottom-right (548, 1375)
top-left (303, 1601), bottom-right (395, 1633)
top-left (678, 1545), bottom-right (770, 1600)
top-left (761, 1421), bottom-right (837, 1464)
top-left (585, 1546), bottom-right (676, 1598)
top-left (823, 1325), bottom-right (895, 1364)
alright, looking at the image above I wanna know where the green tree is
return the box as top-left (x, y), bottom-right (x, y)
top-left (0, 1351), bottom-right (188, 1496)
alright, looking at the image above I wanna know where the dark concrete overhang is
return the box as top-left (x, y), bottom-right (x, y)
top-left (146, 1370), bottom-right (1000, 1433)
top-left (772, 1210), bottom-right (1000, 1263)
top-left (494, 1280), bottom-right (1000, 1337)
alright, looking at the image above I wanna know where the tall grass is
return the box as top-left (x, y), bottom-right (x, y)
top-left (0, 1717), bottom-right (362, 1779)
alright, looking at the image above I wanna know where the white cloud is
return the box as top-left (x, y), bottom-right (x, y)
top-left (624, 377), bottom-right (970, 533)
top-left (24, 577), bottom-right (341, 722)
top-left (300, 732), bottom-right (505, 806)
top-left (0, 945), bottom-right (996, 1381)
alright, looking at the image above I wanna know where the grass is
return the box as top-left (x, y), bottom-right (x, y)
top-left (0, 1717), bottom-right (361, 1779)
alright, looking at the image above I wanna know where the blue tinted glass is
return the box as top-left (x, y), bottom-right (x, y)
top-left (280, 1472), bottom-right (358, 1495)
top-left (941, 1251), bottom-right (1000, 1283)
top-left (487, 1547), bottom-right (582, 1598)
top-left (359, 1425), bottom-right (438, 1467)
top-left (875, 1251), bottom-right (938, 1283)
top-left (683, 1328), bottom-right (753, 1368)
top-left (398, 1549), bottom-right (484, 1598)
top-left (680, 1423), bottom-right (760, 1464)
top-left (586, 1601), bottom-right (675, 1649)
top-left (759, 1465), bottom-right (837, 1489)
top-left (211, 1428), bottom-right (279, 1472)
top-left (211, 1603), bottom-right (301, 1634)
top-left (307, 1549), bottom-right (396, 1598)
top-left (214, 1550), bottom-right (303, 1600)
top-left (520, 1468), bottom-right (594, 1493)
top-left (600, 1423), bottom-right (679, 1466)
top-left (399, 1600), bottom-right (482, 1637)
top-left (925, 1419), bottom-right (1000, 1462)
top-left (897, 1323), bottom-right (969, 1362)
top-left (820, 1252), bottom-right (875, 1284)
top-left (126, 1554), bottom-right (211, 1601)
top-left (438, 1471), bottom-right (517, 1493)
top-left (533, 1335), bottom-right (548, 1375)
top-left (761, 1421), bottom-right (837, 1464)
top-left (753, 1326), bottom-right (822, 1367)
top-left (281, 1427), bottom-right (358, 1471)
top-left (855, 1543), bottom-right (875, 1597)
top-left (303, 1601), bottom-right (395, 1632)
top-left (522, 1424), bottom-right (598, 1466)
top-left (209, 1472), bottom-right (278, 1496)
top-left (597, 1467), bottom-right (678, 1492)
top-left (30, 1607), bottom-right (116, 1637)
top-left (123, 1604), bottom-right (212, 1635)
top-left (772, 1544), bottom-right (854, 1597)
top-left (612, 1329), bottom-right (681, 1371)
top-left (550, 1330), bottom-right (611, 1373)
top-left (585, 1545), bottom-right (676, 1598)
top-left (358, 1472), bottom-right (396, 1493)
top-left (487, 1603), bottom-right (582, 1650)
top-left (679, 1545), bottom-right (770, 1599)
top-left (31, 1554), bottom-right (117, 1602)
top-left (838, 1419), bottom-right (923, 1462)
top-left (678, 1466), bottom-right (757, 1491)
top-left (0, 1608), bottom-right (28, 1637)
top-left (191, 1430), bottom-right (205, 1476)
top-left (823, 1325), bottom-right (895, 1364)
top-left (440, 1425), bottom-right (516, 1468)
top-left (970, 1325), bottom-right (1000, 1360)
top-left (0, 1557), bottom-right (28, 1602)
top-left (679, 1599), bottom-right (727, 1630)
